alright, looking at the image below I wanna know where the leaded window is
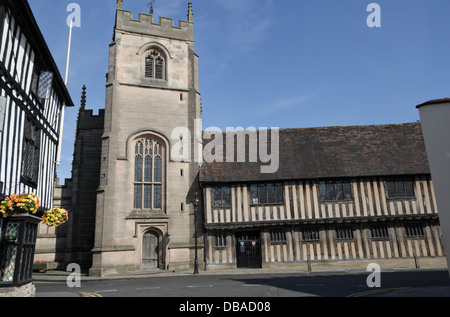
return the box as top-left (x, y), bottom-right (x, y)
top-left (145, 49), bottom-right (165, 80)
top-left (214, 232), bottom-right (227, 248)
top-left (319, 180), bottom-right (353, 202)
top-left (404, 223), bottom-right (424, 238)
top-left (134, 138), bottom-right (164, 210)
top-left (250, 183), bottom-right (284, 205)
top-left (269, 229), bottom-right (286, 243)
top-left (336, 226), bottom-right (354, 240)
top-left (385, 176), bottom-right (415, 199)
top-left (212, 186), bottom-right (231, 208)
top-left (302, 227), bottom-right (320, 241)
top-left (370, 224), bottom-right (389, 239)
top-left (21, 118), bottom-right (40, 186)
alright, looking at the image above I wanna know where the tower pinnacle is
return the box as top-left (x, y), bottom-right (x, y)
top-left (117, 0), bottom-right (123, 10)
top-left (80, 85), bottom-right (86, 109)
top-left (187, 2), bottom-right (193, 22)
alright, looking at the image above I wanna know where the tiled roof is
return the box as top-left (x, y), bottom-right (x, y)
top-left (199, 122), bottom-right (430, 183)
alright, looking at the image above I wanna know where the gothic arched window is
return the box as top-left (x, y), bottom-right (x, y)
top-left (145, 49), bottom-right (165, 80)
top-left (134, 138), bottom-right (164, 210)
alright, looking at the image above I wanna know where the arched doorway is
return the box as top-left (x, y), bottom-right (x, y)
top-left (142, 231), bottom-right (159, 269)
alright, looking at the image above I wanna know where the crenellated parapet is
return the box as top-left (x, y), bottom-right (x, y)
top-left (115, 5), bottom-right (194, 42)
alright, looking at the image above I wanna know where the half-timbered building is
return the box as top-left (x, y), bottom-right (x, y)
top-left (0, 0), bottom-right (74, 210)
top-left (199, 123), bottom-right (445, 269)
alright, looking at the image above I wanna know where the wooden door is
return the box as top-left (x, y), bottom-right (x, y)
top-left (142, 231), bottom-right (159, 269)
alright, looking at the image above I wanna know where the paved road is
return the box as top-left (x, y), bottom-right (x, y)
top-left (34, 270), bottom-right (450, 298)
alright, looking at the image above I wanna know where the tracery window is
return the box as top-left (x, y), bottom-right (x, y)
top-left (134, 138), bottom-right (164, 210)
top-left (145, 49), bottom-right (165, 80)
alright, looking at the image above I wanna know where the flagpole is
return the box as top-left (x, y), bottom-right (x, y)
top-left (56, 19), bottom-right (73, 166)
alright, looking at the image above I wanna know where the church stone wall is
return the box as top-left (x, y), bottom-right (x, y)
top-left (90, 5), bottom-right (202, 276)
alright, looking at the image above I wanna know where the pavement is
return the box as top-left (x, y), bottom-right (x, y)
top-left (32, 265), bottom-right (450, 297)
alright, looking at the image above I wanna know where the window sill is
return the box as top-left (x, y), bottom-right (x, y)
top-left (250, 203), bottom-right (285, 207)
top-left (386, 197), bottom-right (416, 201)
top-left (214, 246), bottom-right (227, 250)
top-left (319, 200), bottom-right (354, 204)
top-left (126, 209), bottom-right (168, 220)
top-left (141, 78), bottom-right (168, 87)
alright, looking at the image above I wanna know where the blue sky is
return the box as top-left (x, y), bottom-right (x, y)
top-left (28, 0), bottom-right (450, 181)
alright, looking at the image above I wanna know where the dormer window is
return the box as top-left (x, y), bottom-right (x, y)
top-left (145, 49), bottom-right (165, 80)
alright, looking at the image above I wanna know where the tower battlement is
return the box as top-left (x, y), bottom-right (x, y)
top-left (115, 7), bottom-right (193, 42)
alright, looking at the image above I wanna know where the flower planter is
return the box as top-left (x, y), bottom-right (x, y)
top-left (0, 193), bottom-right (69, 291)
top-left (0, 214), bottom-right (42, 287)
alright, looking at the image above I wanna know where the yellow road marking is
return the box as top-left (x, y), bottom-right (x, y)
top-left (80, 292), bottom-right (103, 297)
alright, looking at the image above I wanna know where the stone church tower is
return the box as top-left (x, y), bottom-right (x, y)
top-left (89, 1), bottom-right (203, 277)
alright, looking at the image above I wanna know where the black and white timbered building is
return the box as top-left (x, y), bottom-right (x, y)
top-left (200, 124), bottom-right (446, 270)
top-left (0, 0), bottom-right (74, 209)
